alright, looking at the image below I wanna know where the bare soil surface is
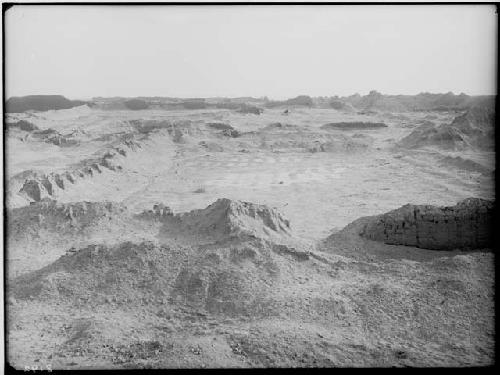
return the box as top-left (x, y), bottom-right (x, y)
top-left (5, 105), bottom-right (495, 368)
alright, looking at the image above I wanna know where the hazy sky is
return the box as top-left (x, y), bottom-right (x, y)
top-left (5, 5), bottom-right (498, 100)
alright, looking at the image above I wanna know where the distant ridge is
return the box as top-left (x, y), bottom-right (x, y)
top-left (89, 92), bottom-right (494, 113)
top-left (6, 95), bottom-right (88, 113)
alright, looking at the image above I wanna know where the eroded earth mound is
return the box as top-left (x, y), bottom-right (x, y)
top-left (166, 198), bottom-right (293, 243)
top-left (7, 196), bottom-right (495, 368)
top-left (7, 199), bottom-right (157, 278)
top-left (398, 99), bottom-right (495, 151)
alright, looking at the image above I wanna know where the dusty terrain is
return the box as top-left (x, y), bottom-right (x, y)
top-left (5, 94), bottom-right (495, 368)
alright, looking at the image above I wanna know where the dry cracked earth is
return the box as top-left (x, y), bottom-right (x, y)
top-left (4, 98), bottom-right (496, 368)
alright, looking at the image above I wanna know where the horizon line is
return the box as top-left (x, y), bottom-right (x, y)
top-left (6, 91), bottom-right (497, 102)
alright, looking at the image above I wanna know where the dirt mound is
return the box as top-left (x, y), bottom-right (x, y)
top-left (9, 198), bottom-right (128, 233)
top-left (15, 137), bottom-right (142, 203)
top-left (6, 123), bottom-right (79, 146)
top-left (7, 199), bottom-right (157, 277)
top-left (8, 199), bottom-right (126, 271)
top-left (322, 122), bottom-right (387, 130)
top-left (198, 141), bottom-right (224, 152)
top-left (329, 100), bottom-right (347, 110)
top-left (129, 119), bottom-right (203, 143)
top-left (9, 238), bottom-right (494, 367)
top-left (10, 241), bottom-right (183, 304)
top-left (7, 199), bottom-right (135, 244)
top-left (138, 203), bottom-right (175, 220)
top-left (398, 100), bottom-right (495, 151)
top-left (447, 100), bottom-right (495, 150)
top-left (10, 237), bottom-right (294, 317)
top-left (206, 122), bottom-right (233, 131)
top-left (7, 120), bottom-right (39, 132)
top-left (129, 119), bottom-right (169, 134)
top-left (6, 95), bottom-right (88, 113)
top-left (206, 122), bottom-right (240, 137)
top-left (237, 104), bottom-right (263, 115)
top-left (262, 122), bottom-right (300, 131)
top-left (356, 198), bottom-right (494, 250)
top-left (328, 100), bottom-right (356, 112)
top-left (265, 95), bottom-right (313, 108)
top-left (18, 173), bottom-right (73, 202)
top-left (28, 128), bottom-right (79, 146)
top-left (398, 122), bottom-right (468, 150)
top-left (163, 198), bottom-right (293, 243)
top-left (8, 197), bottom-right (310, 314)
top-left (439, 155), bottom-right (493, 176)
top-left (306, 135), bottom-right (370, 153)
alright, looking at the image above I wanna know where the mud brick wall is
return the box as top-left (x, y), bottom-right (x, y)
top-left (360, 198), bottom-right (494, 250)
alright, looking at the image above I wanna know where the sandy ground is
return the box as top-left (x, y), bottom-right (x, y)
top-left (5, 105), bottom-right (495, 368)
top-left (6, 107), bottom-right (493, 238)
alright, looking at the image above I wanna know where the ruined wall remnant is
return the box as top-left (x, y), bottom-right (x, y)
top-left (360, 198), bottom-right (494, 250)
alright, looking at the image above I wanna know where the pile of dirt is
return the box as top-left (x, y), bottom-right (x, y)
top-left (262, 122), bottom-right (300, 131)
top-left (28, 128), bottom-right (79, 146)
top-left (328, 100), bottom-right (356, 112)
top-left (138, 203), bottom-right (174, 220)
top-left (447, 99), bottom-right (495, 150)
top-left (206, 123), bottom-right (240, 138)
top-left (9, 239), bottom-right (285, 317)
top-left (306, 136), bottom-right (370, 153)
top-left (329, 100), bottom-right (347, 110)
top-left (198, 141), bottom-right (224, 152)
top-left (8, 198), bottom-right (315, 318)
top-left (7, 195), bottom-right (496, 367)
top-left (7, 120), bottom-right (39, 132)
top-left (398, 122), bottom-right (468, 150)
top-left (9, 196), bottom-right (296, 267)
top-left (265, 95), bottom-right (313, 108)
top-left (404, 123), bottom-right (470, 149)
top-left (398, 99), bottom-right (495, 151)
top-left (7, 122), bottom-right (80, 146)
top-left (206, 122), bottom-right (233, 131)
top-left (356, 198), bottom-right (494, 250)
top-left (129, 119), bottom-right (203, 143)
top-left (165, 198), bottom-right (293, 243)
top-left (9, 197), bottom-right (314, 317)
top-left (15, 137), bottom-right (142, 203)
top-left (6, 95), bottom-right (88, 113)
top-left (18, 172), bottom-right (76, 202)
top-left (346, 90), bottom-right (407, 112)
top-left (6, 199), bottom-right (159, 277)
top-left (128, 119), bottom-right (169, 134)
top-left (237, 104), bottom-right (263, 115)
top-left (322, 122), bottom-right (387, 130)
top-left (9, 198), bottom-right (128, 236)
top-left (439, 155), bottom-right (493, 176)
